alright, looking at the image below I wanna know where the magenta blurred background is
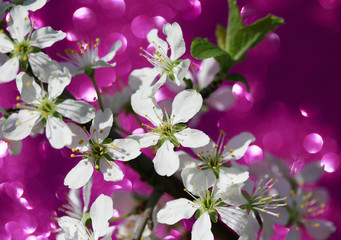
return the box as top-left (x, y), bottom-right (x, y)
top-left (0, 0), bottom-right (341, 239)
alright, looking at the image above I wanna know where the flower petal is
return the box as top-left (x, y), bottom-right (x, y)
top-left (163, 22), bottom-right (185, 61)
top-left (64, 159), bottom-right (94, 189)
top-left (0, 57), bottom-right (19, 83)
top-left (108, 138), bottom-right (141, 161)
top-left (90, 194), bottom-right (114, 240)
top-left (217, 206), bottom-right (248, 236)
top-left (56, 99), bottom-right (96, 124)
top-left (177, 150), bottom-right (199, 170)
top-left (22, 0), bottom-right (47, 11)
top-left (92, 60), bottom-right (115, 69)
top-left (218, 183), bottom-right (247, 207)
top-left (101, 40), bottom-right (122, 62)
top-left (0, 32), bottom-right (14, 53)
top-left (206, 85), bottom-right (235, 111)
top-left (153, 140), bottom-right (179, 176)
top-left (45, 117), bottom-right (72, 149)
top-left (30, 26), bottom-right (66, 48)
top-left (157, 198), bottom-right (197, 225)
top-left (82, 178), bottom-right (93, 214)
top-left (174, 128), bottom-right (209, 148)
top-left (197, 58), bottom-right (220, 88)
top-left (239, 213), bottom-right (260, 240)
top-left (286, 226), bottom-right (301, 240)
top-left (57, 216), bottom-right (87, 239)
top-left (305, 219), bottom-right (336, 240)
top-left (218, 167), bottom-right (249, 187)
top-left (223, 132), bottom-right (255, 160)
top-left (173, 59), bottom-right (190, 86)
top-left (191, 212), bottom-right (213, 240)
top-left (128, 67), bottom-right (160, 91)
top-left (99, 160), bottom-right (124, 182)
top-left (8, 6), bottom-right (32, 42)
top-left (181, 167), bottom-right (215, 195)
top-left (171, 89), bottom-right (203, 125)
top-left (66, 122), bottom-right (89, 152)
top-left (28, 52), bottom-right (61, 81)
top-left (127, 133), bottom-right (160, 148)
top-left (296, 161), bottom-right (324, 184)
top-left (147, 28), bottom-right (168, 55)
top-left (16, 72), bottom-right (42, 104)
top-left (8, 140), bottom-right (22, 156)
top-left (47, 67), bottom-right (72, 100)
top-left (90, 108), bottom-right (113, 141)
top-left (131, 91), bottom-right (163, 127)
top-left (2, 110), bottom-right (40, 140)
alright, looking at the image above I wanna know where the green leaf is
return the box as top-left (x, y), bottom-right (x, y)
top-left (209, 210), bottom-right (218, 223)
top-left (191, 37), bottom-right (229, 60)
top-left (228, 14), bottom-right (284, 61)
top-left (183, 78), bottom-right (193, 89)
top-left (214, 54), bottom-right (233, 74)
top-left (226, 0), bottom-right (243, 53)
top-left (226, 73), bottom-right (250, 92)
top-left (216, 24), bottom-right (227, 50)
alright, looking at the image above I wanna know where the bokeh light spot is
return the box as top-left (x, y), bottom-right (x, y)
top-left (245, 145), bottom-right (264, 164)
top-left (0, 140), bottom-right (8, 157)
top-left (303, 133), bottom-right (323, 154)
top-left (321, 152), bottom-right (340, 173)
top-left (131, 15), bottom-right (155, 39)
top-left (72, 7), bottom-right (96, 31)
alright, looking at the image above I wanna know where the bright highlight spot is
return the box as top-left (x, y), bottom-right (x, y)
top-left (300, 108), bottom-right (309, 117)
top-left (321, 152), bottom-right (340, 173)
top-left (0, 140), bottom-right (8, 157)
top-left (245, 145), bottom-right (263, 163)
top-left (232, 83), bottom-right (244, 96)
top-left (72, 7), bottom-right (96, 31)
top-left (303, 133), bottom-right (323, 154)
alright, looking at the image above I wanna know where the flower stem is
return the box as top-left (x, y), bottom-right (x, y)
top-left (87, 70), bottom-right (104, 111)
top-left (113, 123), bottom-right (131, 135)
top-left (109, 210), bottom-right (138, 222)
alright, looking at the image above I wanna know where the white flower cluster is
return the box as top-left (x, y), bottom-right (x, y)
top-left (0, 3), bottom-right (335, 240)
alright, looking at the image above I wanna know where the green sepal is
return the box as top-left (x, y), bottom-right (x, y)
top-left (226, 73), bottom-right (250, 92)
top-left (201, 166), bottom-right (211, 170)
top-left (212, 167), bottom-right (220, 179)
top-left (158, 138), bottom-right (166, 148)
top-left (20, 59), bottom-right (28, 71)
top-left (220, 163), bottom-right (231, 168)
top-left (94, 159), bottom-right (101, 172)
top-left (216, 24), bottom-right (227, 50)
top-left (54, 99), bottom-right (64, 105)
top-left (41, 118), bottom-right (47, 127)
top-left (52, 111), bottom-right (63, 120)
top-left (168, 135), bottom-right (180, 147)
top-left (214, 54), bottom-right (233, 74)
top-left (183, 78), bottom-right (193, 89)
top-left (30, 47), bottom-right (41, 54)
top-left (209, 210), bottom-right (218, 223)
top-left (194, 208), bottom-right (205, 219)
top-left (217, 201), bottom-right (227, 207)
top-left (172, 123), bottom-right (187, 132)
top-left (167, 71), bottom-right (175, 81)
top-left (102, 138), bottom-right (113, 145)
top-left (84, 214), bottom-right (92, 227)
top-left (84, 67), bottom-right (95, 77)
top-left (89, 139), bottom-right (95, 146)
top-left (102, 153), bottom-right (115, 162)
top-left (191, 37), bottom-right (229, 60)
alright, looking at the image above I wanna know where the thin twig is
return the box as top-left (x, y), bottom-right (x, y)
top-left (132, 189), bottom-right (163, 240)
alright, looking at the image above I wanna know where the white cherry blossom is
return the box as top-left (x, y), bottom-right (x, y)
top-left (157, 179), bottom-right (248, 239)
top-left (0, 0), bottom-right (47, 20)
top-left (180, 130), bottom-right (254, 193)
top-left (59, 38), bottom-right (122, 76)
top-left (2, 70), bottom-right (95, 149)
top-left (0, 5), bottom-right (66, 83)
top-left (130, 89), bottom-right (209, 176)
top-left (129, 22), bottom-right (190, 98)
top-left (64, 108), bottom-right (141, 189)
top-left (57, 194), bottom-right (115, 240)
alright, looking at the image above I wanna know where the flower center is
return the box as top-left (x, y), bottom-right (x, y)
top-left (37, 97), bottom-right (57, 118)
top-left (13, 40), bottom-right (33, 62)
